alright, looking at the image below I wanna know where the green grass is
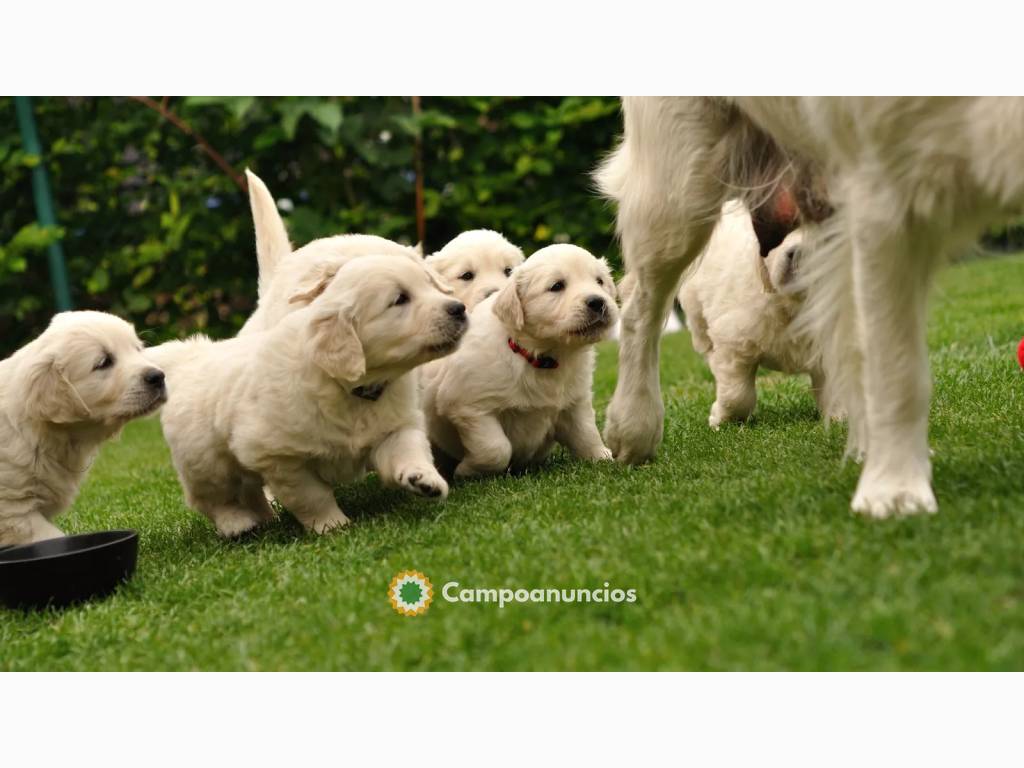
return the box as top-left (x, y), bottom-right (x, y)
top-left (2, 254), bottom-right (1023, 671)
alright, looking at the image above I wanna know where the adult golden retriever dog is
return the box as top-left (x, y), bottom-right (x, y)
top-left (597, 97), bottom-right (1024, 517)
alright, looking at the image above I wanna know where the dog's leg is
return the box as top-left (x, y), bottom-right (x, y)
top-left (555, 399), bottom-right (612, 460)
top-left (849, 225), bottom-right (938, 517)
top-left (27, 512), bottom-right (65, 544)
top-left (264, 464), bottom-right (350, 534)
top-left (707, 350), bottom-right (758, 429)
top-left (451, 413), bottom-right (513, 478)
top-left (600, 98), bottom-right (730, 464)
top-left (373, 426), bottom-right (449, 499)
top-left (240, 476), bottom-right (276, 523)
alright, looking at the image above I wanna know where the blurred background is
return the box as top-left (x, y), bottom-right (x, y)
top-left (0, 96), bottom-right (622, 355)
top-left (2, 96), bottom-right (1021, 358)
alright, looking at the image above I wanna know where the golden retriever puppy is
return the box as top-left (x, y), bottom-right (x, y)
top-left (422, 244), bottom-right (616, 478)
top-left (425, 230), bottom-right (524, 309)
top-left (597, 96), bottom-right (1024, 517)
top-left (678, 200), bottom-right (825, 428)
top-left (148, 256), bottom-right (467, 538)
top-left (240, 169), bottom-right (422, 334)
top-left (0, 312), bottom-right (166, 546)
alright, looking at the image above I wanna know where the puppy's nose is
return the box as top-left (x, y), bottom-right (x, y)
top-left (447, 301), bottom-right (467, 319)
top-left (143, 368), bottom-right (165, 390)
top-left (585, 296), bottom-right (606, 314)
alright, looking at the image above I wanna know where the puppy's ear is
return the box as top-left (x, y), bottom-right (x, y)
top-left (289, 261), bottom-right (341, 306)
top-left (423, 263), bottom-right (454, 295)
top-left (308, 303), bottom-right (365, 382)
top-left (20, 356), bottom-right (91, 424)
top-left (492, 274), bottom-right (525, 330)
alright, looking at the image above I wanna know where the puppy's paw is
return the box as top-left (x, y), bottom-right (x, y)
top-left (399, 465), bottom-right (449, 500)
top-left (595, 445), bottom-right (614, 461)
top-left (213, 508), bottom-right (263, 539)
top-left (851, 475), bottom-right (937, 519)
top-left (305, 509), bottom-right (352, 535)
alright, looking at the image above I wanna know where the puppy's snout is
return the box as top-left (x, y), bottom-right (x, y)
top-left (585, 295), bottom-right (607, 315)
top-left (143, 368), bottom-right (166, 390)
top-left (446, 301), bottom-right (467, 321)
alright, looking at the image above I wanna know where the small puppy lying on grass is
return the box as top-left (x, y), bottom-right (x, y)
top-left (241, 170), bottom-right (423, 334)
top-left (677, 201), bottom-right (825, 429)
top-left (426, 230), bottom-right (524, 309)
top-left (148, 256), bottom-right (467, 538)
top-left (422, 244), bottom-right (617, 477)
top-left (0, 312), bottom-right (167, 546)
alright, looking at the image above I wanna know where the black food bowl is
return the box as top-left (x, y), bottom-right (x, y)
top-left (0, 530), bottom-right (138, 610)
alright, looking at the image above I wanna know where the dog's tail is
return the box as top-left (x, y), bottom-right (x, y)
top-left (793, 214), bottom-right (865, 457)
top-left (245, 169), bottom-right (292, 299)
top-left (145, 337), bottom-right (211, 374)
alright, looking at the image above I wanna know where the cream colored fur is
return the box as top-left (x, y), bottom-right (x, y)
top-left (422, 244), bottom-right (617, 477)
top-left (597, 96), bottom-right (1024, 517)
top-left (677, 200), bottom-right (824, 428)
top-left (425, 230), bottom-right (524, 309)
top-left (148, 256), bottom-right (467, 538)
top-left (0, 311), bottom-right (166, 546)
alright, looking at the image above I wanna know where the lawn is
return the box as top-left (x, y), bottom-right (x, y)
top-left (2, 253), bottom-right (1023, 671)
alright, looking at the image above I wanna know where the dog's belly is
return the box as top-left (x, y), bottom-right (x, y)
top-left (500, 409), bottom-right (558, 468)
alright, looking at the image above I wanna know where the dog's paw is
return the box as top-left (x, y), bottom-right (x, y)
top-left (399, 466), bottom-right (449, 500)
top-left (594, 445), bottom-right (614, 461)
top-left (305, 509), bottom-right (352, 535)
top-left (851, 475), bottom-right (937, 519)
top-left (604, 391), bottom-right (664, 465)
top-left (214, 508), bottom-right (263, 539)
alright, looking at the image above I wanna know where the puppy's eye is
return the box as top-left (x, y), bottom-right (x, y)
top-left (596, 277), bottom-right (604, 286)
top-left (458, 271), bottom-right (475, 281)
top-left (549, 280), bottom-right (565, 293)
top-left (503, 267), bottom-right (513, 277)
top-left (94, 353), bottom-right (115, 371)
top-left (393, 292), bottom-right (410, 307)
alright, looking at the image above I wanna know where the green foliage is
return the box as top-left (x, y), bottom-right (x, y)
top-left (0, 97), bottom-right (622, 355)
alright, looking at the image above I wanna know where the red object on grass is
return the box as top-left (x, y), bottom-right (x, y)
top-left (1018, 337), bottom-right (1024, 369)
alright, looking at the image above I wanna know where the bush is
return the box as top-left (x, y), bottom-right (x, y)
top-left (0, 97), bottom-right (622, 356)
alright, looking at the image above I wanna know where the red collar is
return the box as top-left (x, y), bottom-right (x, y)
top-left (508, 337), bottom-right (558, 370)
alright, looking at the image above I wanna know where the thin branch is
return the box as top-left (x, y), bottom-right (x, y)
top-left (130, 96), bottom-right (246, 193)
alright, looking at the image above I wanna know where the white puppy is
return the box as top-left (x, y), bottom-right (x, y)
top-left (240, 170), bottom-right (423, 334)
top-left (422, 244), bottom-right (617, 477)
top-left (425, 230), bottom-right (524, 309)
top-left (597, 96), bottom-right (1024, 517)
top-left (678, 200), bottom-right (825, 428)
top-left (148, 256), bottom-right (467, 538)
top-left (0, 312), bottom-right (167, 546)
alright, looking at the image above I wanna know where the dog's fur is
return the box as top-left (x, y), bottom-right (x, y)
top-left (677, 200), bottom-right (824, 428)
top-left (240, 170), bottom-right (423, 334)
top-left (425, 230), bottom-right (525, 309)
top-left (422, 244), bottom-right (617, 477)
top-left (0, 312), bottom-right (166, 546)
top-left (597, 96), bottom-right (1024, 517)
top-left (148, 256), bottom-right (467, 538)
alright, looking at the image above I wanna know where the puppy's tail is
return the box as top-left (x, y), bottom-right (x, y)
top-left (145, 337), bottom-right (210, 374)
top-left (793, 214), bottom-right (866, 458)
top-left (245, 169), bottom-right (292, 299)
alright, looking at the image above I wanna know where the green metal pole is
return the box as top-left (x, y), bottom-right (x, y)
top-left (14, 96), bottom-right (72, 311)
